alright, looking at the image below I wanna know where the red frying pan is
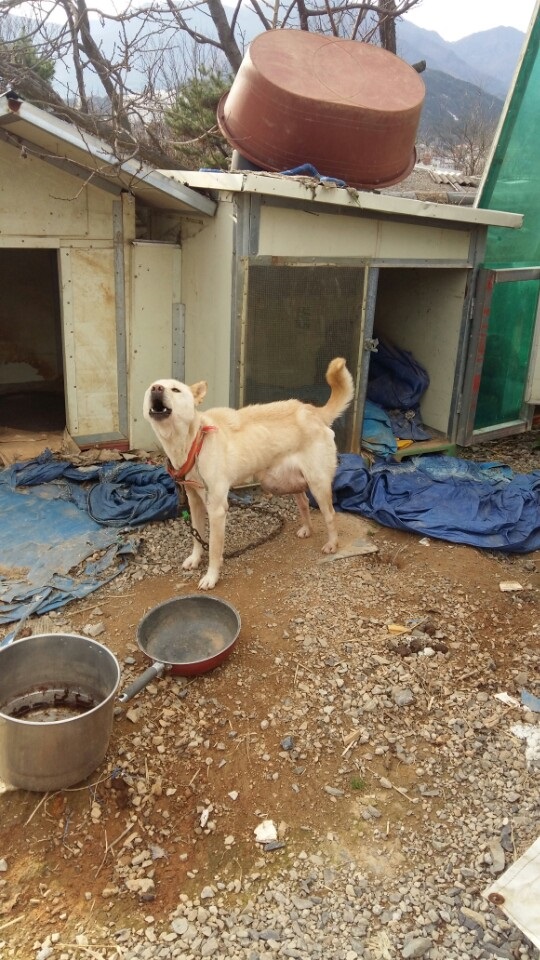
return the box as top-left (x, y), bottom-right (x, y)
top-left (119, 594), bottom-right (241, 702)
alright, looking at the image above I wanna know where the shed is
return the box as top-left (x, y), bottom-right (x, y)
top-left (160, 168), bottom-right (522, 456)
top-left (0, 92), bottom-right (523, 459)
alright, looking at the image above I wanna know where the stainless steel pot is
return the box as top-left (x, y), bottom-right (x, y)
top-left (0, 634), bottom-right (121, 792)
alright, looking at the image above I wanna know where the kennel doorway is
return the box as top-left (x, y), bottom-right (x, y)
top-left (0, 248), bottom-right (65, 442)
top-left (370, 265), bottom-right (472, 450)
top-left (237, 259), bottom-right (370, 452)
top-left (236, 258), bottom-right (472, 454)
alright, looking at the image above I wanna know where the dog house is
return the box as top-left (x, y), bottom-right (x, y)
top-left (0, 91), bottom-right (215, 459)
top-left (0, 92), bottom-right (524, 459)
top-left (160, 169), bottom-right (522, 455)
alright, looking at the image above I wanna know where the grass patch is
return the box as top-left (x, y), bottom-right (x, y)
top-left (350, 776), bottom-right (367, 792)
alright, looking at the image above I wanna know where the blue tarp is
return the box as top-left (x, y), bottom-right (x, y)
top-left (332, 454), bottom-right (540, 553)
top-left (367, 339), bottom-right (430, 411)
top-left (361, 400), bottom-right (398, 457)
top-left (365, 340), bottom-right (431, 447)
top-left (0, 451), bottom-right (179, 627)
top-left (3, 446), bottom-right (540, 632)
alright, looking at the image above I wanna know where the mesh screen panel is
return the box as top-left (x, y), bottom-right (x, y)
top-left (242, 263), bottom-right (364, 450)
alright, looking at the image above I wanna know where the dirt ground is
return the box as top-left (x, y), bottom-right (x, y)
top-left (1, 440), bottom-right (539, 956)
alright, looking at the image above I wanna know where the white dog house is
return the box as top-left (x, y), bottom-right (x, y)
top-left (0, 92), bottom-right (215, 452)
top-left (0, 93), bottom-right (523, 458)
top-left (160, 170), bottom-right (523, 454)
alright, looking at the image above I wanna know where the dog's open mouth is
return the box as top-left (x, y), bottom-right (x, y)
top-left (149, 389), bottom-right (172, 420)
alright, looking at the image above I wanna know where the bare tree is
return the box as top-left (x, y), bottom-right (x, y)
top-left (436, 90), bottom-right (499, 176)
top-left (0, 0), bottom-right (422, 167)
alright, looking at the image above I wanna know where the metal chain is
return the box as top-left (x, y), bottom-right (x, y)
top-left (175, 486), bottom-right (284, 558)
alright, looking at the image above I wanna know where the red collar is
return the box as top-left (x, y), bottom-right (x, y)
top-left (167, 425), bottom-right (217, 484)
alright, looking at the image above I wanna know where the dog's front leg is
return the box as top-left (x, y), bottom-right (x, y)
top-left (182, 487), bottom-right (207, 573)
top-left (198, 491), bottom-right (228, 590)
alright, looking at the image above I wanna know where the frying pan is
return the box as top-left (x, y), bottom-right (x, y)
top-left (119, 594), bottom-right (241, 703)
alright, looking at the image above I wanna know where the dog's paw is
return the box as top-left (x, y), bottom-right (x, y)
top-left (182, 554), bottom-right (201, 571)
top-left (321, 541), bottom-right (338, 554)
top-left (296, 525), bottom-right (312, 539)
top-left (198, 571), bottom-right (219, 590)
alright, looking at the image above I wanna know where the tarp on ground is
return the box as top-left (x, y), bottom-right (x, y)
top-left (0, 450), bottom-right (179, 627)
top-left (332, 454), bottom-right (540, 553)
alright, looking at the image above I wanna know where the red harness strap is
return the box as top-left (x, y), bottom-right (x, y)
top-left (167, 425), bottom-right (217, 486)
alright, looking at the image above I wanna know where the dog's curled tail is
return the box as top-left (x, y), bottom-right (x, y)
top-left (320, 357), bottom-right (355, 425)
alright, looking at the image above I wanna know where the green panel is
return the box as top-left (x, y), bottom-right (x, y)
top-left (475, 9), bottom-right (540, 430)
top-left (479, 11), bottom-right (540, 267)
top-left (475, 279), bottom-right (539, 428)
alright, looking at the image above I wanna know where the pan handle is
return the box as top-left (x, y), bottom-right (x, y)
top-left (119, 661), bottom-right (168, 703)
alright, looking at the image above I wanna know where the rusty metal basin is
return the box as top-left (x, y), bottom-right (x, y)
top-left (218, 30), bottom-right (425, 190)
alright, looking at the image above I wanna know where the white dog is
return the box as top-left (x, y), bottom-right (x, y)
top-left (143, 358), bottom-right (354, 590)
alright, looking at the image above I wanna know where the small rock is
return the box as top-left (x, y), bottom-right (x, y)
top-left (460, 906), bottom-right (487, 929)
top-left (254, 820), bottom-right (278, 843)
top-left (487, 838), bottom-right (506, 874)
top-left (392, 687), bottom-right (414, 707)
top-left (36, 948), bottom-right (54, 960)
top-left (125, 878), bottom-right (155, 894)
top-left (201, 937), bottom-right (220, 957)
top-left (402, 937), bottom-right (433, 958)
top-left (82, 622), bottom-right (105, 637)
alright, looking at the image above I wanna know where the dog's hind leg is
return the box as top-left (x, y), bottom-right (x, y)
top-left (198, 490), bottom-right (229, 590)
top-left (306, 482), bottom-right (339, 554)
top-left (182, 487), bottom-right (207, 573)
top-left (294, 492), bottom-right (313, 539)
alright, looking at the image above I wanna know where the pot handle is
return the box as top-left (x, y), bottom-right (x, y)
top-left (119, 661), bottom-right (168, 703)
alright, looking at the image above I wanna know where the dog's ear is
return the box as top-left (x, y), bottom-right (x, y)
top-left (190, 380), bottom-right (208, 406)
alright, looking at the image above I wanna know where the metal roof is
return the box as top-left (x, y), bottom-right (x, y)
top-left (0, 92), bottom-right (216, 217)
top-left (165, 169), bottom-right (523, 230)
top-left (0, 91), bottom-right (522, 231)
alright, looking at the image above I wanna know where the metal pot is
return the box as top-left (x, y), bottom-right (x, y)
top-left (0, 634), bottom-right (121, 792)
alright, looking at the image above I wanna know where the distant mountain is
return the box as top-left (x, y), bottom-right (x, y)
top-left (451, 26), bottom-right (525, 96)
top-left (417, 68), bottom-right (504, 143)
top-left (396, 20), bottom-right (525, 100)
top-left (46, 15), bottom-right (525, 107)
top-left (4, 11), bottom-right (526, 161)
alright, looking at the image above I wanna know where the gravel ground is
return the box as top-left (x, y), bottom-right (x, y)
top-left (1, 435), bottom-right (539, 960)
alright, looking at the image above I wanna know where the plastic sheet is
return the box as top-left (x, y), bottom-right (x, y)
top-left (484, 836), bottom-right (540, 949)
top-left (0, 451), bottom-right (178, 625)
top-left (331, 454), bottom-right (540, 552)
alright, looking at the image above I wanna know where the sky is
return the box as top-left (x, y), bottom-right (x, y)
top-left (403, 0), bottom-right (538, 42)
top-left (12, 0), bottom-right (539, 38)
